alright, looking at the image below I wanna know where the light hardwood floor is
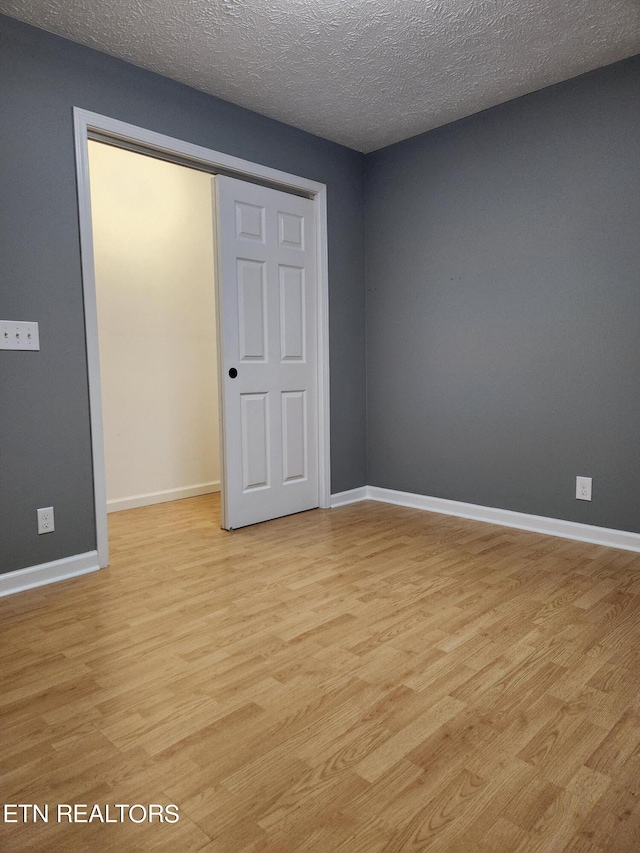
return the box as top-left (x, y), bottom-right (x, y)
top-left (2, 495), bottom-right (640, 852)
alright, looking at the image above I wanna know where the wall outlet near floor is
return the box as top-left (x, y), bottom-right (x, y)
top-left (576, 476), bottom-right (592, 501)
top-left (37, 506), bottom-right (55, 534)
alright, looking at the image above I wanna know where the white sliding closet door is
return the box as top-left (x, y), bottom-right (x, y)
top-left (215, 175), bottom-right (318, 529)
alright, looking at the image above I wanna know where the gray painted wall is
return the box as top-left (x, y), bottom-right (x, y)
top-left (2, 13), bottom-right (639, 580)
top-left (366, 55), bottom-right (640, 533)
top-left (0, 15), bottom-right (366, 575)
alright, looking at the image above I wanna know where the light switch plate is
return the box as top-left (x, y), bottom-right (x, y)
top-left (0, 320), bottom-right (40, 350)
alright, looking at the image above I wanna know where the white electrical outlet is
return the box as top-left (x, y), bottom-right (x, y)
top-left (37, 506), bottom-right (55, 534)
top-left (0, 320), bottom-right (40, 350)
top-left (576, 476), bottom-right (592, 501)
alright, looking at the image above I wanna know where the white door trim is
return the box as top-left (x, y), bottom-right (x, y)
top-left (73, 108), bottom-right (331, 568)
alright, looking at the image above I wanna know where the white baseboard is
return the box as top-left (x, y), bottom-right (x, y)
top-left (330, 485), bottom-right (640, 553)
top-left (330, 487), bottom-right (370, 507)
top-left (7, 487), bottom-right (638, 600)
top-left (0, 551), bottom-right (100, 598)
top-left (107, 481), bottom-right (221, 513)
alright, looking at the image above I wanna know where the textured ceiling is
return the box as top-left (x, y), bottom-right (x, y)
top-left (2, 0), bottom-right (640, 152)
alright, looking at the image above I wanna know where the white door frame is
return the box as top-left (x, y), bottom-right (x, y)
top-left (73, 108), bottom-right (331, 568)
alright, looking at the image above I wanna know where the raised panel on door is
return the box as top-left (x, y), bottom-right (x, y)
top-left (237, 259), bottom-right (267, 361)
top-left (282, 391), bottom-right (307, 483)
top-left (235, 201), bottom-right (266, 243)
top-left (240, 392), bottom-right (270, 491)
top-left (279, 265), bottom-right (305, 362)
top-left (278, 211), bottom-right (304, 249)
top-left (215, 174), bottom-right (318, 529)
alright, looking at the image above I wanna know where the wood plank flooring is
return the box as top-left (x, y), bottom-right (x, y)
top-left (2, 495), bottom-right (640, 851)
